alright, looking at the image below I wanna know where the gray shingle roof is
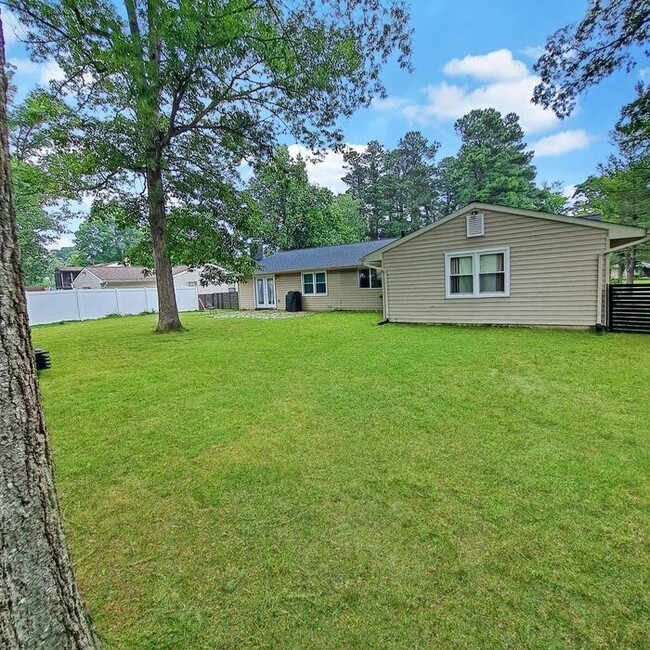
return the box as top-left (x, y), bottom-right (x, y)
top-left (85, 264), bottom-right (189, 282)
top-left (258, 239), bottom-right (396, 273)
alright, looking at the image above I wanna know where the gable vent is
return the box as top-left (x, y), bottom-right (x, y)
top-left (466, 212), bottom-right (485, 237)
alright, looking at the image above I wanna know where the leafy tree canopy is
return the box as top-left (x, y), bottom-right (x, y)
top-left (533, 0), bottom-right (650, 119)
top-left (249, 145), bottom-right (364, 251)
top-left (573, 157), bottom-right (650, 281)
top-left (73, 206), bottom-right (143, 265)
top-left (8, 91), bottom-right (74, 285)
top-left (614, 82), bottom-right (650, 160)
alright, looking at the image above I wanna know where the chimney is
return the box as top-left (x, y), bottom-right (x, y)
top-left (250, 241), bottom-right (264, 261)
top-left (400, 230), bottom-right (406, 238)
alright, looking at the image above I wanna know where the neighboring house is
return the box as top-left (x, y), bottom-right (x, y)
top-left (362, 202), bottom-right (648, 329)
top-left (55, 266), bottom-right (83, 289)
top-left (239, 240), bottom-right (396, 311)
top-left (72, 264), bottom-right (234, 293)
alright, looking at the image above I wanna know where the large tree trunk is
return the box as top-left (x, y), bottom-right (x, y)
top-left (0, 18), bottom-right (100, 649)
top-left (146, 166), bottom-right (184, 333)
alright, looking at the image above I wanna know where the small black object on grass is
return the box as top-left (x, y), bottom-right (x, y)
top-left (34, 348), bottom-right (51, 371)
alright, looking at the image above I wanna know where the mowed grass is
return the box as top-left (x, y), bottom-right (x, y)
top-left (32, 312), bottom-right (649, 648)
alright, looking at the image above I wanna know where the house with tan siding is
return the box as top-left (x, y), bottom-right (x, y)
top-left (72, 264), bottom-right (234, 294)
top-left (362, 203), bottom-right (648, 329)
top-left (239, 239), bottom-right (395, 311)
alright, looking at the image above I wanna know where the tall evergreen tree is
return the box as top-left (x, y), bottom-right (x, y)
top-left (451, 109), bottom-right (540, 209)
top-left (383, 131), bottom-right (440, 234)
top-left (342, 140), bottom-right (389, 239)
top-left (436, 156), bottom-right (462, 215)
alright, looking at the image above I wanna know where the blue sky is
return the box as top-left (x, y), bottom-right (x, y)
top-left (4, 1), bottom-right (647, 247)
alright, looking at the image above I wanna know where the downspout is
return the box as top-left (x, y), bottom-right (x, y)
top-left (596, 252), bottom-right (604, 328)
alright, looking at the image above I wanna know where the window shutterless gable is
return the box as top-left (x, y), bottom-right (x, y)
top-left (302, 271), bottom-right (327, 295)
top-left (444, 247), bottom-right (510, 298)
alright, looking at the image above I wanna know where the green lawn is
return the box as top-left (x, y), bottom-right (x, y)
top-left (33, 312), bottom-right (649, 648)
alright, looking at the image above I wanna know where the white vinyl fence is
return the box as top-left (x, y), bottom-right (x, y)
top-left (26, 287), bottom-right (199, 326)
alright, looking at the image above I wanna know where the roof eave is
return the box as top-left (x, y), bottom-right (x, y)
top-left (257, 263), bottom-right (366, 275)
top-left (609, 233), bottom-right (650, 251)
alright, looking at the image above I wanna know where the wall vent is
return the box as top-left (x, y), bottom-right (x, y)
top-left (466, 212), bottom-right (485, 237)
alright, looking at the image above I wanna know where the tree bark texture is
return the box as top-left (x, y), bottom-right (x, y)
top-left (0, 17), bottom-right (100, 649)
top-left (146, 166), bottom-right (184, 332)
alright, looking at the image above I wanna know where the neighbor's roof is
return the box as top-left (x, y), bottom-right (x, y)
top-left (258, 239), bottom-right (396, 273)
top-left (363, 202), bottom-right (649, 264)
top-left (82, 264), bottom-right (189, 282)
top-left (56, 266), bottom-right (84, 272)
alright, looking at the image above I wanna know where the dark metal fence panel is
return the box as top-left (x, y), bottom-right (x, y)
top-left (608, 285), bottom-right (650, 333)
top-left (198, 291), bottom-right (239, 310)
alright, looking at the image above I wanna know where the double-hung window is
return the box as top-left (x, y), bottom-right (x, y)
top-left (358, 267), bottom-right (382, 289)
top-left (302, 271), bottom-right (327, 295)
top-left (445, 248), bottom-right (509, 298)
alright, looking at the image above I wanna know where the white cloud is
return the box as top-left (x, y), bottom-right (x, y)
top-left (287, 144), bottom-right (365, 194)
top-left (80, 194), bottom-right (95, 210)
top-left (371, 96), bottom-right (409, 111)
top-left (46, 235), bottom-right (75, 251)
top-left (403, 75), bottom-right (559, 134)
top-left (531, 130), bottom-right (592, 156)
top-left (639, 67), bottom-right (650, 82)
top-left (377, 49), bottom-right (568, 135)
top-left (562, 184), bottom-right (577, 199)
top-left (10, 57), bottom-right (64, 83)
top-left (443, 49), bottom-right (529, 82)
top-left (237, 160), bottom-right (253, 183)
top-left (520, 45), bottom-right (545, 60)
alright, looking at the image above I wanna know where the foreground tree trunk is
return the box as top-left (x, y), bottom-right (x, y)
top-left (0, 18), bottom-right (100, 649)
top-left (146, 166), bottom-right (184, 333)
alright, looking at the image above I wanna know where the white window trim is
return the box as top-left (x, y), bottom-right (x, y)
top-left (301, 270), bottom-right (328, 296)
top-left (444, 246), bottom-right (510, 299)
top-left (357, 267), bottom-right (382, 289)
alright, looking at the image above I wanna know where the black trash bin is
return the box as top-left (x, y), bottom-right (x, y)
top-left (286, 291), bottom-right (302, 312)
